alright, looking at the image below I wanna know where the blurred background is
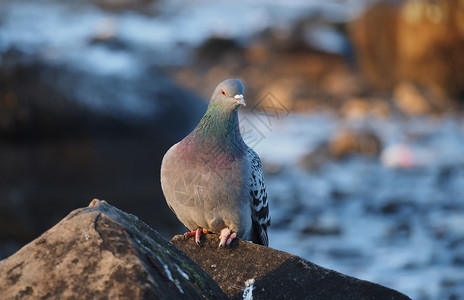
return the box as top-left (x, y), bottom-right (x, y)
top-left (1, 0), bottom-right (464, 298)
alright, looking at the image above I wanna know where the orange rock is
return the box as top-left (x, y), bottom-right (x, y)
top-left (393, 81), bottom-right (431, 115)
top-left (329, 129), bottom-right (382, 159)
top-left (349, 0), bottom-right (464, 101)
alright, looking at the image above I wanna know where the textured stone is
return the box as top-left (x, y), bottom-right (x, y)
top-left (172, 234), bottom-right (411, 299)
top-left (0, 199), bottom-right (226, 299)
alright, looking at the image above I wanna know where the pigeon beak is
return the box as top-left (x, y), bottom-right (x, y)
top-left (234, 94), bottom-right (247, 107)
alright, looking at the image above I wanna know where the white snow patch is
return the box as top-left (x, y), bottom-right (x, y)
top-left (160, 258), bottom-right (184, 294)
top-left (243, 278), bottom-right (255, 300)
top-left (174, 263), bottom-right (189, 280)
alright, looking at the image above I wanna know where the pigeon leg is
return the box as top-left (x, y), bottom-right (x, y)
top-left (195, 228), bottom-right (202, 245)
top-left (184, 228), bottom-right (202, 246)
top-left (218, 227), bottom-right (237, 248)
top-left (184, 228), bottom-right (211, 246)
top-left (184, 230), bottom-right (197, 239)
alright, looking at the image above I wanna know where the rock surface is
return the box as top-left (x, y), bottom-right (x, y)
top-left (0, 199), bottom-right (226, 299)
top-left (172, 234), bottom-right (411, 299)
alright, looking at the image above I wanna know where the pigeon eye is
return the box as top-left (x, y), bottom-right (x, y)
top-left (221, 90), bottom-right (226, 96)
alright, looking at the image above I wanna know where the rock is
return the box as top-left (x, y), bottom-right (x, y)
top-left (0, 199), bottom-right (227, 299)
top-left (299, 142), bottom-right (332, 171)
top-left (301, 215), bottom-right (342, 236)
top-left (0, 50), bottom-right (205, 140)
top-left (349, 0), bottom-right (464, 102)
top-left (348, 1), bottom-right (399, 91)
top-left (172, 234), bottom-right (411, 299)
top-left (195, 37), bottom-right (243, 66)
top-left (340, 97), bottom-right (391, 120)
top-left (393, 81), bottom-right (432, 116)
top-left (329, 128), bottom-right (382, 159)
top-left (300, 127), bottom-right (382, 171)
top-left (90, 0), bottom-right (159, 14)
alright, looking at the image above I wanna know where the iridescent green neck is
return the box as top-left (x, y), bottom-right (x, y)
top-left (188, 103), bottom-right (246, 154)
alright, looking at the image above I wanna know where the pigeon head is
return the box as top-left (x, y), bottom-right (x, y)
top-left (209, 79), bottom-right (247, 110)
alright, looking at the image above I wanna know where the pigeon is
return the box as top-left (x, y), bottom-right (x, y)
top-left (160, 79), bottom-right (270, 248)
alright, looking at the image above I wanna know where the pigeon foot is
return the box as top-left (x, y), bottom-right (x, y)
top-left (218, 227), bottom-right (237, 248)
top-left (184, 228), bottom-right (210, 246)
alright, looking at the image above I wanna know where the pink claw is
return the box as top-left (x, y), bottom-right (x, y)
top-left (219, 228), bottom-right (236, 248)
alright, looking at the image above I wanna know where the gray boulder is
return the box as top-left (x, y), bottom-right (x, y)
top-left (0, 199), bottom-right (226, 299)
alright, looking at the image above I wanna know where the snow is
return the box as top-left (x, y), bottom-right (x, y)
top-left (252, 113), bottom-right (464, 299)
top-left (160, 257), bottom-right (184, 294)
top-left (174, 264), bottom-right (190, 280)
top-left (243, 278), bottom-right (255, 300)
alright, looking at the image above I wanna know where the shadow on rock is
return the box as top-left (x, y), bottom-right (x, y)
top-left (172, 234), bottom-right (411, 299)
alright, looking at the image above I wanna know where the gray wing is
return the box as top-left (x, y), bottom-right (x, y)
top-left (247, 148), bottom-right (271, 246)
